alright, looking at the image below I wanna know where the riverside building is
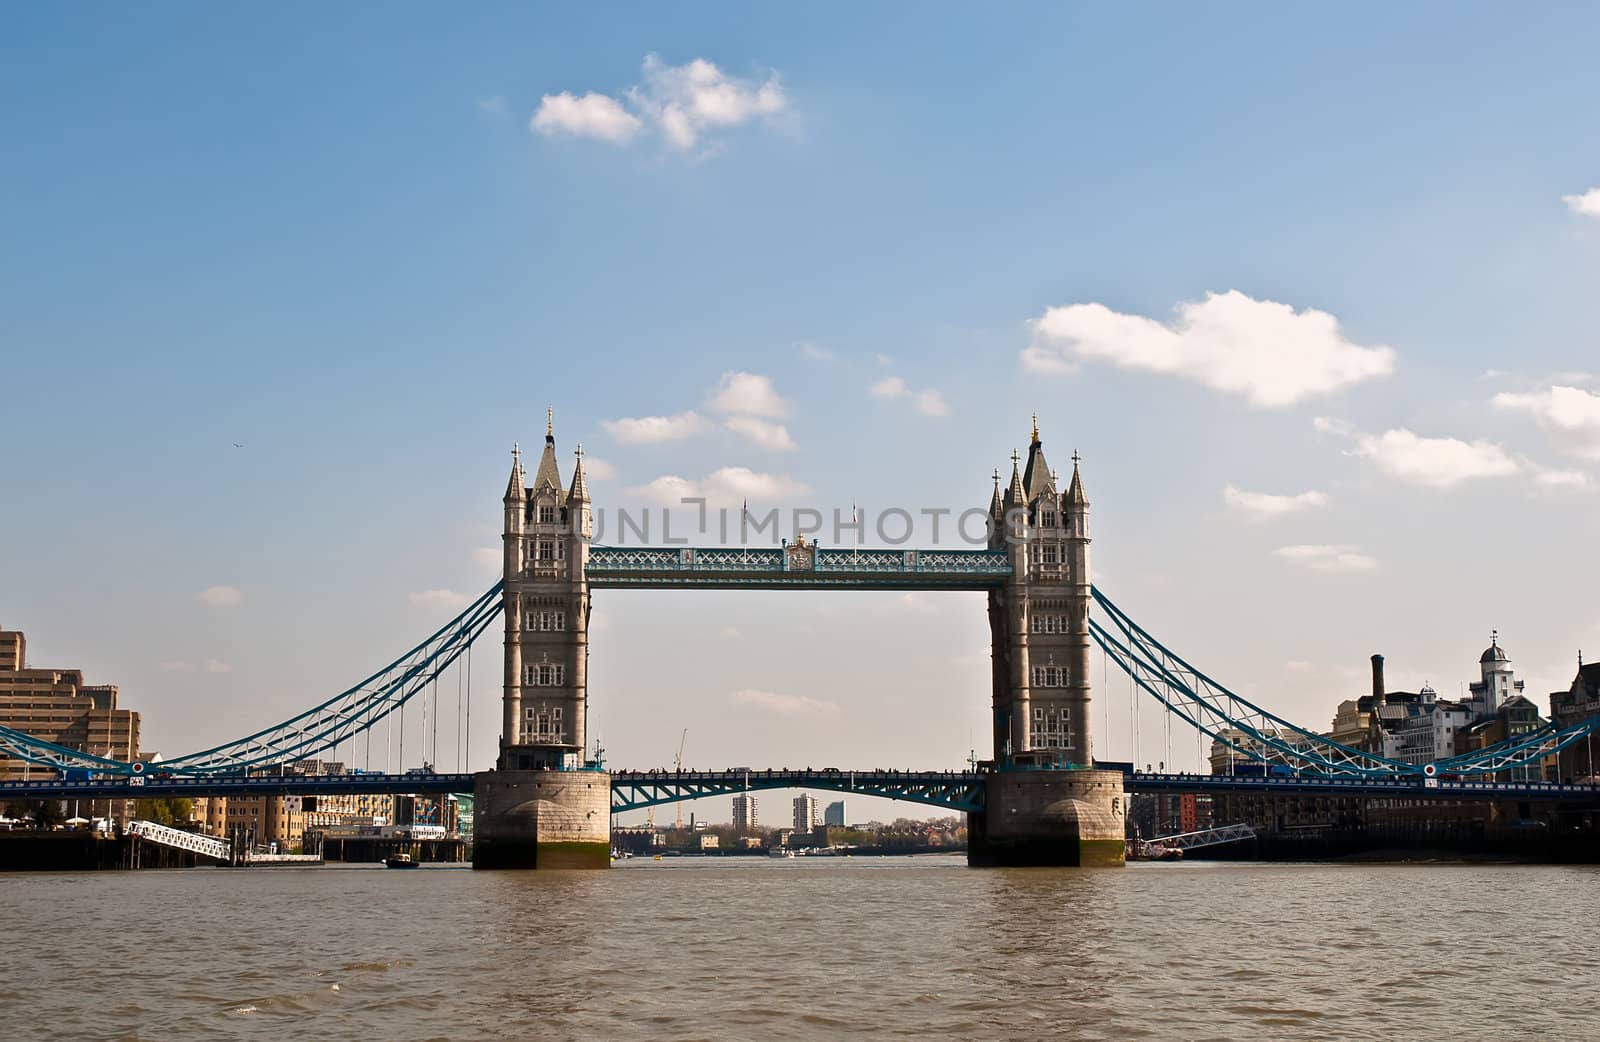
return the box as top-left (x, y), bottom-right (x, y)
top-left (0, 626), bottom-right (142, 823)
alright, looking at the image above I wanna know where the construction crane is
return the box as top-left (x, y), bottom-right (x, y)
top-left (674, 728), bottom-right (688, 829)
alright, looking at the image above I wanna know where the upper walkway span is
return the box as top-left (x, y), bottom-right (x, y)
top-left (585, 546), bottom-right (1013, 590)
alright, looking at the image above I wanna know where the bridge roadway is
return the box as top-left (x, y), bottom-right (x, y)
top-left (0, 772), bottom-right (476, 801)
top-left (3, 769), bottom-right (1599, 807)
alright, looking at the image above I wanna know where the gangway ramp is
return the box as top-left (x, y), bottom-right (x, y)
top-left (126, 820), bottom-right (231, 862)
top-left (1153, 823), bottom-right (1255, 851)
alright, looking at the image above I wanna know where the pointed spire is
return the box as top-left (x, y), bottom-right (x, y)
top-left (1004, 449), bottom-right (1025, 506)
top-left (989, 468), bottom-right (1003, 517)
top-left (532, 414), bottom-right (562, 492)
top-left (1022, 418), bottom-right (1054, 500)
top-left (1065, 448), bottom-right (1088, 508)
top-left (504, 441), bottom-right (526, 501)
top-left (567, 443), bottom-right (590, 503)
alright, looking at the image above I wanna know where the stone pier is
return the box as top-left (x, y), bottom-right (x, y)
top-left (968, 769), bottom-right (1126, 867)
top-left (471, 770), bottom-right (611, 870)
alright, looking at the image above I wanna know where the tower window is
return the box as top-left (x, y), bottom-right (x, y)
top-left (1041, 544), bottom-right (1058, 564)
top-left (538, 506), bottom-right (556, 524)
top-left (525, 664), bottom-right (566, 686)
top-left (1041, 509), bottom-right (1057, 528)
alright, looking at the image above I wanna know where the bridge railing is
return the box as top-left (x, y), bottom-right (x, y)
top-left (126, 820), bottom-right (232, 861)
top-left (585, 546), bottom-right (1012, 580)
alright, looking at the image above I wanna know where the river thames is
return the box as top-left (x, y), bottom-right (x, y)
top-left (3, 857), bottom-right (1593, 1041)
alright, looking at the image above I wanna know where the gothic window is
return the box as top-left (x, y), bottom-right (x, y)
top-left (1041, 544), bottom-right (1059, 565)
top-left (525, 610), bottom-right (566, 632)
top-left (1031, 666), bottom-right (1067, 687)
top-left (538, 505), bottom-right (556, 524)
top-left (524, 705), bottom-right (564, 741)
top-left (1031, 614), bottom-right (1065, 634)
top-left (537, 540), bottom-right (556, 561)
top-left (1041, 509), bottom-right (1057, 528)
top-left (524, 664), bottom-right (566, 686)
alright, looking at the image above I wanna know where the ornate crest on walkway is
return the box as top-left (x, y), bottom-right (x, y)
top-left (784, 534), bottom-right (815, 571)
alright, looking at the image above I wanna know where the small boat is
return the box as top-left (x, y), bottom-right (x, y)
top-left (384, 852), bottom-right (420, 869)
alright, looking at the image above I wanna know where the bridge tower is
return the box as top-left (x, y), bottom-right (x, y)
top-left (972, 418), bottom-right (1125, 866)
top-left (474, 412), bottom-right (610, 870)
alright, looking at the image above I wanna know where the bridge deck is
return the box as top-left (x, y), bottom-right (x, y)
top-left (584, 547), bottom-right (1011, 590)
top-left (4, 769), bottom-right (1598, 805)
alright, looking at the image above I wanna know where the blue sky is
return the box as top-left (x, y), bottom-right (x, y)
top-left (4, 5), bottom-right (1599, 821)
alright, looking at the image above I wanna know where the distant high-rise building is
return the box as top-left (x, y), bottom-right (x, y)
top-left (792, 794), bottom-right (818, 833)
top-left (823, 799), bottom-right (846, 827)
top-left (732, 793), bottom-right (758, 831)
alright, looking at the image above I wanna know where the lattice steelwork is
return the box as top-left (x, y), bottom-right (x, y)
top-left (585, 545), bottom-right (1012, 589)
top-left (1091, 586), bottom-right (1600, 778)
top-left (0, 723), bottom-right (135, 775)
top-left (610, 769), bottom-right (987, 814)
top-left (0, 583), bottom-right (504, 777)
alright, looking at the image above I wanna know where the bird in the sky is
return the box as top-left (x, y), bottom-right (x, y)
top-left (232, 442), bottom-right (244, 448)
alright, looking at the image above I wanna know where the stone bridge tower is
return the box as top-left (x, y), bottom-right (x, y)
top-left (987, 417), bottom-right (1092, 768)
top-left (974, 417), bottom-right (1123, 867)
top-left (475, 412), bottom-right (609, 870)
top-left (499, 412), bottom-right (592, 771)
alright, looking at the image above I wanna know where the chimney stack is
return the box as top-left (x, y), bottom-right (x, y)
top-left (1371, 653), bottom-right (1387, 707)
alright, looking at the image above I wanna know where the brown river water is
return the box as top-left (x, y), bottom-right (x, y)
top-left (2, 856), bottom-right (1594, 1041)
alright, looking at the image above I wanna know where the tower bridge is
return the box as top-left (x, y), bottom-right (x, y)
top-left (4, 412), bottom-right (1599, 868)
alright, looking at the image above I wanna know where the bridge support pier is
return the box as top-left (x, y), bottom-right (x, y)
top-left (968, 769), bottom-right (1126, 867)
top-left (471, 770), bottom-right (611, 870)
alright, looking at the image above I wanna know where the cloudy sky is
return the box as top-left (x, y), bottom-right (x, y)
top-left (3, 5), bottom-right (1598, 822)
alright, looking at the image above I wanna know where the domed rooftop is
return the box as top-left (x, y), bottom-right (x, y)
top-left (1480, 634), bottom-right (1508, 664)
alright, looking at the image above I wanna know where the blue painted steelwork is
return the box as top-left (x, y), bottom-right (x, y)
top-left (0, 584), bottom-right (504, 777)
top-left (1090, 586), bottom-right (1600, 779)
top-left (0, 723), bottom-right (141, 775)
top-left (584, 546), bottom-right (1011, 589)
top-left (609, 769), bottom-right (987, 814)
top-left (0, 772), bottom-right (477, 800)
top-left (1122, 770), bottom-right (1600, 802)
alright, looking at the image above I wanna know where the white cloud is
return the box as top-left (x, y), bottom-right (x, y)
top-left (533, 55), bottom-right (785, 153)
top-left (870, 375), bottom-right (949, 417)
top-left (719, 626), bottom-right (742, 639)
top-left (530, 91), bottom-right (643, 143)
top-left (869, 376), bottom-right (907, 399)
top-left (632, 55), bottom-right (786, 151)
top-left (1312, 415), bottom-right (1354, 437)
top-left (724, 415), bottom-right (797, 451)
top-left (730, 688), bottom-right (840, 718)
top-left (1284, 660), bottom-right (1316, 674)
top-left (799, 342), bottom-right (836, 363)
top-left (478, 96), bottom-right (506, 115)
top-left (1024, 290), bottom-right (1396, 407)
top-left (1352, 428), bottom-right (1520, 488)
top-left (159, 660), bottom-right (197, 673)
top-left (1272, 545), bottom-right (1378, 573)
top-left (1534, 468), bottom-right (1593, 490)
top-left (913, 390), bottom-right (950, 417)
top-left (1563, 187), bottom-right (1600, 218)
top-left (630, 467), bottom-right (810, 505)
top-left (581, 456), bottom-right (616, 480)
top-left (708, 371), bottom-right (786, 418)
top-left (1222, 484), bottom-right (1330, 520)
top-left (602, 410), bottom-right (710, 444)
top-left (204, 658), bottom-right (232, 674)
top-left (409, 589), bottom-right (471, 611)
top-left (1493, 385), bottom-right (1600, 460)
top-left (195, 585), bottom-right (242, 608)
